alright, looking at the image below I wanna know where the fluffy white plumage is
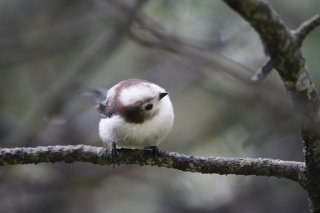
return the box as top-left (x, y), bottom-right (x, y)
top-left (119, 83), bottom-right (162, 107)
top-left (99, 79), bottom-right (174, 149)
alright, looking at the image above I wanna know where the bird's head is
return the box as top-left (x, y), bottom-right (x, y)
top-left (111, 79), bottom-right (169, 123)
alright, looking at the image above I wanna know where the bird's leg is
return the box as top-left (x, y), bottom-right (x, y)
top-left (109, 142), bottom-right (118, 168)
top-left (144, 146), bottom-right (159, 158)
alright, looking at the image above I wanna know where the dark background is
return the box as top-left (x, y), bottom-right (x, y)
top-left (1, 0), bottom-right (319, 212)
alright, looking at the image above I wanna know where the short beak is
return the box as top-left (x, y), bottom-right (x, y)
top-left (159, 92), bottom-right (168, 100)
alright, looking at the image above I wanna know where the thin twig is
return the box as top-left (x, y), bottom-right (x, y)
top-left (251, 57), bottom-right (274, 81)
top-left (292, 14), bottom-right (320, 46)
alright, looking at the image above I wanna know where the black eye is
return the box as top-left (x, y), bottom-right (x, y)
top-left (144, 104), bottom-right (153, 111)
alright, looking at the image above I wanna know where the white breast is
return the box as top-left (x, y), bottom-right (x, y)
top-left (99, 96), bottom-right (174, 149)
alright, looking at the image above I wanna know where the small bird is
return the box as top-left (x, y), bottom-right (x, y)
top-left (90, 79), bottom-right (174, 157)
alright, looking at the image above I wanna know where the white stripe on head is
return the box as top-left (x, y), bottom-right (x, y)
top-left (119, 82), bottom-right (164, 106)
top-left (106, 85), bottom-right (117, 101)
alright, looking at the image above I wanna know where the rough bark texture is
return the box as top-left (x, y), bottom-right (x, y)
top-left (0, 145), bottom-right (306, 186)
top-left (222, 0), bottom-right (320, 212)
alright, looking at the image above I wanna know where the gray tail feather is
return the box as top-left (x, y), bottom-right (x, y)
top-left (82, 89), bottom-right (107, 104)
top-left (82, 89), bottom-right (108, 118)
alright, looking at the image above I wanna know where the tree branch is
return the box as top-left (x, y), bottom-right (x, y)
top-left (0, 145), bottom-right (306, 187)
top-left (251, 56), bottom-right (274, 81)
top-left (292, 14), bottom-right (320, 47)
top-left (222, 0), bottom-right (320, 211)
top-left (222, 0), bottom-right (320, 112)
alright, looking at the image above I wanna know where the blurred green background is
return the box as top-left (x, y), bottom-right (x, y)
top-left (1, 0), bottom-right (319, 212)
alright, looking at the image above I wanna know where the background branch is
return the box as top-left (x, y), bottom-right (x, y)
top-left (0, 145), bottom-right (306, 187)
top-left (5, 0), bottom-right (146, 146)
top-left (129, 14), bottom-right (255, 83)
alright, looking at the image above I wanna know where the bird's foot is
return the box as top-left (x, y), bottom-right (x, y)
top-left (109, 142), bottom-right (118, 168)
top-left (144, 146), bottom-right (159, 158)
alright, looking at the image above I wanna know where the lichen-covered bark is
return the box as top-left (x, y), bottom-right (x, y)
top-left (222, 0), bottom-right (320, 211)
top-left (0, 145), bottom-right (306, 186)
top-left (303, 128), bottom-right (320, 211)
